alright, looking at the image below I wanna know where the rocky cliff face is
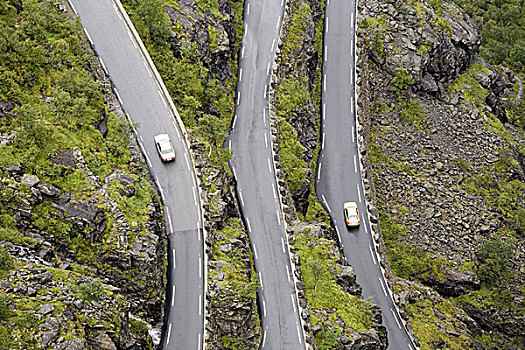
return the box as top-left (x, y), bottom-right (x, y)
top-left (356, 0), bottom-right (524, 348)
top-left (0, 2), bottom-right (166, 349)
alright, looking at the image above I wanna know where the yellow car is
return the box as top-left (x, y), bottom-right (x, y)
top-left (344, 201), bottom-right (360, 227)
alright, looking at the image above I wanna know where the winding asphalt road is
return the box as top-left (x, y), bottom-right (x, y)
top-left (317, 0), bottom-right (416, 349)
top-left (67, 1), bottom-right (204, 349)
top-left (226, 0), bottom-right (306, 348)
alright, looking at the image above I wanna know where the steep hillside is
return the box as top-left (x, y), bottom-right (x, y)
top-left (0, 0), bottom-right (165, 349)
top-left (357, 0), bottom-right (524, 348)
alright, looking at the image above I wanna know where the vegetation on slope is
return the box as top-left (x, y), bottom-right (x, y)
top-left (0, 0), bottom-right (161, 348)
top-left (361, 0), bottom-right (524, 347)
top-left (452, 0), bottom-right (525, 77)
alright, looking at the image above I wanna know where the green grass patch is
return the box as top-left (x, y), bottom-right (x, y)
top-left (380, 211), bottom-right (450, 282)
top-left (295, 228), bottom-right (375, 348)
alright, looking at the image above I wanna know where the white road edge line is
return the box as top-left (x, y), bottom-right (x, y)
top-left (143, 61), bottom-right (152, 77)
top-left (391, 308), bottom-right (402, 329)
top-left (323, 103), bottom-right (326, 120)
top-left (322, 194), bottom-right (331, 212)
top-left (267, 61), bottom-right (271, 75)
top-left (326, 16), bottom-right (329, 33)
top-left (193, 186), bottom-right (197, 206)
top-left (172, 248), bottom-right (176, 269)
top-left (263, 108), bottom-right (266, 124)
top-left (265, 132), bottom-right (268, 148)
top-left (197, 224), bottom-right (201, 242)
top-left (247, 3), bottom-right (250, 15)
top-left (241, 46), bottom-right (245, 59)
top-left (379, 277), bottom-right (387, 296)
top-left (99, 58), bottom-right (108, 75)
top-left (276, 15), bottom-right (281, 29)
top-left (199, 257), bottom-right (202, 278)
top-left (253, 244), bottom-right (258, 260)
top-left (357, 184), bottom-right (362, 202)
top-left (259, 271), bottom-right (263, 290)
top-left (166, 323), bottom-right (172, 345)
top-left (276, 210), bottom-right (281, 226)
top-left (127, 30), bottom-right (135, 45)
top-left (335, 225), bottom-right (342, 244)
top-left (237, 91), bottom-right (241, 105)
top-left (158, 90), bottom-right (167, 108)
top-left (281, 237), bottom-right (286, 253)
top-left (322, 132), bottom-right (325, 149)
top-left (286, 265), bottom-right (291, 282)
top-left (232, 114), bottom-right (237, 129)
top-left (297, 321), bottom-right (302, 344)
top-left (262, 299), bottom-right (266, 317)
top-left (184, 153), bottom-right (190, 171)
top-left (271, 39), bottom-right (276, 51)
top-left (272, 183), bottom-right (277, 198)
top-left (115, 89), bottom-right (123, 105)
top-left (239, 192), bottom-right (245, 206)
top-left (369, 245), bottom-right (377, 264)
top-left (171, 285), bottom-right (175, 306)
top-left (317, 162), bottom-right (322, 181)
top-left (354, 155), bottom-right (357, 172)
top-left (199, 294), bottom-right (202, 315)
top-left (267, 158), bottom-right (272, 173)
top-left (246, 218), bottom-right (251, 232)
top-left (198, 333), bottom-right (202, 350)
top-left (262, 329), bottom-right (267, 348)
top-left (239, 68), bottom-right (243, 81)
top-left (167, 209), bottom-right (173, 234)
top-left (69, 1), bottom-right (78, 15)
top-left (228, 139), bottom-right (232, 150)
top-left (352, 126), bottom-right (355, 143)
top-left (83, 28), bottom-right (93, 44)
top-left (323, 74), bottom-right (326, 91)
top-left (113, 3), bottom-right (122, 20)
top-left (291, 294), bottom-right (296, 312)
top-left (157, 183), bottom-right (165, 202)
top-left (324, 45), bottom-right (327, 62)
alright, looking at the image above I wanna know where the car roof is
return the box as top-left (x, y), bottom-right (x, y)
top-left (344, 201), bottom-right (358, 209)
top-left (154, 134), bottom-right (170, 143)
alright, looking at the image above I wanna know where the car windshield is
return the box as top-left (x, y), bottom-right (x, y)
top-left (160, 141), bottom-right (173, 154)
top-left (161, 147), bottom-right (173, 154)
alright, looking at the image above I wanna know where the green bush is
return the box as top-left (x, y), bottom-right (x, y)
top-left (391, 67), bottom-right (415, 97)
top-left (452, 0), bottom-right (525, 77)
top-left (79, 279), bottom-right (104, 302)
top-left (476, 235), bottom-right (515, 286)
top-left (0, 246), bottom-right (13, 279)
